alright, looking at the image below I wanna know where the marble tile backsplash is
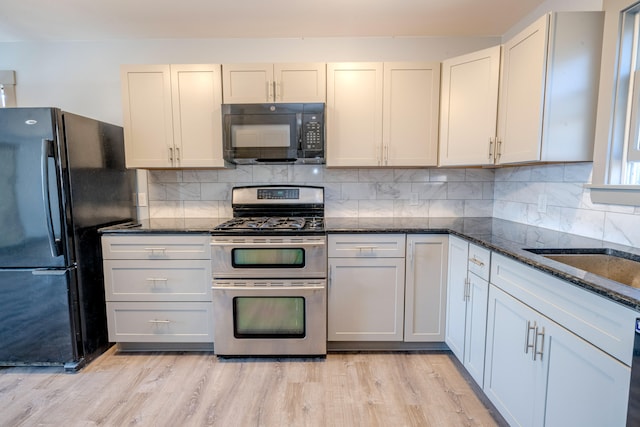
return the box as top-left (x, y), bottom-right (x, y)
top-left (147, 162), bottom-right (640, 247)
top-left (147, 165), bottom-right (495, 219)
top-left (493, 162), bottom-right (640, 247)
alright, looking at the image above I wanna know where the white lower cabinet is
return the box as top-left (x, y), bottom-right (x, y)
top-left (101, 234), bottom-right (213, 348)
top-left (445, 235), bottom-right (490, 386)
top-left (404, 235), bottom-right (448, 342)
top-left (327, 233), bottom-right (447, 343)
top-left (328, 234), bottom-right (406, 341)
top-left (484, 254), bottom-right (635, 426)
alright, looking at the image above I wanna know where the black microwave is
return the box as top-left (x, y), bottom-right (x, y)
top-left (222, 103), bottom-right (325, 165)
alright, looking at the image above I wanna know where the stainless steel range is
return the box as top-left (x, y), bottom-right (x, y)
top-left (211, 185), bottom-right (326, 357)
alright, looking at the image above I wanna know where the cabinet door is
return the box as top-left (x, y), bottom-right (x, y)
top-left (404, 235), bottom-right (448, 342)
top-left (439, 46), bottom-right (500, 166)
top-left (484, 285), bottom-right (544, 427)
top-left (222, 63), bottom-right (273, 103)
top-left (463, 272), bottom-right (488, 387)
top-left (445, 235), bottom-right (468, 360)
top-left (171, 64), bottom-right (225, 167)
top-left (274, 63), bottom-right (326, 103)
top-left (121, 64), bottom-right (174, 168)
top-left (496, 14), bottom-right (548, 165)
top-left (328, 257), bottom-right (405, 341)
top-left (326, 62), bottom-right (383, 167)
top-left (383, 62), bottom-right (440, 166)
top-left (542, 319), bottom-right (630, 427)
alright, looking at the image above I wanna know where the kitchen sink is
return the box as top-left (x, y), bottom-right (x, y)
top-left (524, 248), bottom-right (640, 288)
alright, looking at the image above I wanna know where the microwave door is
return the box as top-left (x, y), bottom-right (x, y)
top-left (227, 114), bottom-right (298, 162)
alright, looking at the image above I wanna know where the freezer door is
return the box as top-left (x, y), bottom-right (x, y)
top-left (0, 268), bottom-right (77, 366)
top-left (0, 108), bottom-right (66, 268)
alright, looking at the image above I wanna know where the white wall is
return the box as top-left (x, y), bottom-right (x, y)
top-left (0, 36), bottom-right (497, 125)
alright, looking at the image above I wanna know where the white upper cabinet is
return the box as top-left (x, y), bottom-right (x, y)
top-left (439, 46), bottom-right (501, 166)
top-left (326, 62), bottom-right (384, 167)
top-left (439, 12), bottom-right (603, 167)
top-left (222, 63), bottom-right (326, 103)
top-left (121, 64), bottom-right (225, 169)
top-left (327, 61), bottom-right (440, 167)
top-left (496, 11), bottom-right (604, 165)
top-left (383, 62), bottom-right (440, 166)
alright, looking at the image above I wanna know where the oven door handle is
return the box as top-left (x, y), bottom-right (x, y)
top-left (210, 240), bottom-right (325, 247)
top-left (212, 285), bottom-right (326, 291)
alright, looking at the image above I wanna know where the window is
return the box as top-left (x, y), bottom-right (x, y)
top-left (591, 0), bottom-right (640, 205)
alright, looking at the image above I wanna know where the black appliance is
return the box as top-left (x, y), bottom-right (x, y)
top-left (0, 107), bottom-right (136, 371)
top-left (628, 318), bottom-right (640, 425)
top-left (222, 103), bottom-right (325, 165)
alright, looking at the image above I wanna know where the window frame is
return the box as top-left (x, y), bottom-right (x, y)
top-left (591, 0), bottom-right (640, 205)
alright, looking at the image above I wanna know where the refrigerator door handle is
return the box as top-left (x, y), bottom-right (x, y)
top-left (41, 138), bottom-right (63, 257)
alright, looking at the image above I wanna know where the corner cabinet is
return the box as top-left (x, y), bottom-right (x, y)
top-left (439, 46), bottom-right (501, 167)
top-left (121, 64), bottom-right (225, 168)
top-left (327, 234), bottom-right (447, 343)
top-left (445, 235), bottom-right (490, 386)
top-left (222, 63), bottom-right (326, 103)
top-left (484, 254), bottom-right (635, 426)
top-left (101, 234), bottom-right (213, 350)
top-left (326, 62), bottom-right (440, 167)
top-left (496, 11), bottom-right (604, 165)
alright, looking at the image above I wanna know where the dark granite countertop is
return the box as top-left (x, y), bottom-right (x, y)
top-left (101, 216), bottom-right (640, 311)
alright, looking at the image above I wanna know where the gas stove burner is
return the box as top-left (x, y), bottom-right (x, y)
top-left (245, 217), bottom-right (306, 230)
top-left (215, 216), bottom-right (318, 231)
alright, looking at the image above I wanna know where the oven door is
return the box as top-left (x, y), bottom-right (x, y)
top-left (212, 280), bottom-right (326, 356)
top-left (210, 236), bottom-right (326, 279)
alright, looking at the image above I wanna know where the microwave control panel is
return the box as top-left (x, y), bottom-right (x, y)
top-left (303, 121), bottom-right (323, 151)
top-left (301, 110), bottom-right (324, 154)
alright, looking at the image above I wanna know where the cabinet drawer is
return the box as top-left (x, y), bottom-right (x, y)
top-left (468, 243), bottom-right (490, 281)
top-left (102, 234), bottom-right (211, 260)
top-left (328, 234), bottom-right (406, 258)
top-left (104, 260), bottom-right (212, 302)
top-left (106, 302), bottom-right (213, 343)
top-left (490, 254), bottom-right (637, 365)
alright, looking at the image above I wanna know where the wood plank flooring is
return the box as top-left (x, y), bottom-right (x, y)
top-left (0, 348), bottom-right (503, 426)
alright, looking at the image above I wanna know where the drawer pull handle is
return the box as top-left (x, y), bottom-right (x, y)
top-left (146, 278), bottom-right (168, 282)
top-left (355, 245), bottom-right (378, 252)
top-left (145, 247), bottom-right (167, 255)
top-left (148, 320), bottom-right (171, 324)
top-left (469, 257), bottom-right (485, 267)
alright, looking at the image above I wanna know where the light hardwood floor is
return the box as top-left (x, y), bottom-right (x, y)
top-left (0, 348), bottom-right (503, 426)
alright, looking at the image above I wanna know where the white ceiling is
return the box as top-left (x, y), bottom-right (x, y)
top-left (0, 0), bottom-right (548, 42)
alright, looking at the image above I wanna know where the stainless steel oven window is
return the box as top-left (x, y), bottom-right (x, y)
top-left (233, 296), bottom-right (305, 338)
top-left (231, 247), bottom-right (305, 268)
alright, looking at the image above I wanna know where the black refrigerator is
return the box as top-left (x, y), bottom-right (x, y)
top-left (0, 108), bottom-right (136, 371)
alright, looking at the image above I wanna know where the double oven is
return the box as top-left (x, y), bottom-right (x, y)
top-left (210, 185), bottom-right (326, 357)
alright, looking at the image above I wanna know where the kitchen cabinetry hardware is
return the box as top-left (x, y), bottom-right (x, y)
top-left (148, 319), bottom-right (171, 324)
top-left (534, 326), bottom-right (545, 361)
top-left (145, 247), bottom-right (167, 255)
top-left (469, 257), bottom-right (485, 267)
top-left (525, 320), bottom-right (536, 355)
top-left (356, 245), bottom-right (378, 252)
top-left (488, 137), bottom-right (494, 160)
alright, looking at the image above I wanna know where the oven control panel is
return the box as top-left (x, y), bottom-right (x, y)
top-left (257, 188), bottom-right (299, 200)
